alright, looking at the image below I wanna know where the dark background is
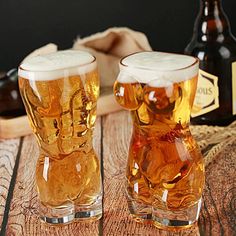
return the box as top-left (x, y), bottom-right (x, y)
top-left (0, 0), bottom-right (236, 70)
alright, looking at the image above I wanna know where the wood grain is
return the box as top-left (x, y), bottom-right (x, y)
top-left (1, 110), bottom-right (236, 235)
top-left (0, 138), bottom-right (20, 231)
top-left (102, 111), bottom-right (201, 236)
top-left (5, 117), bottom-right (102, 236)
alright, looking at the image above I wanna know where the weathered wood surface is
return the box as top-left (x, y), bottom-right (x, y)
top-left (0, 111), bottom-right (235, 235)
top-left (0, 138), bottom-right (21, 232)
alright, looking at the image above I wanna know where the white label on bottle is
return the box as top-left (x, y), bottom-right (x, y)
top-left (232, 62), bottom-right (236, 115)
top-left (191, 69), bottom-right (219, 118)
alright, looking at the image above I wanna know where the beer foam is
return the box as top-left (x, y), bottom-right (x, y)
top-left (18, 50), bottom-right (96, 81)
top-left (147, 79), bottom-right (173, 88)
top-left (118, 52), bottom-right (198, 84)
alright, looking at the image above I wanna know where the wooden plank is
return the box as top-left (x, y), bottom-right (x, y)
top-left (0, 138), bottom-right (21, 231)
top-left (5, 117), bottom-right (102, 236)
top-left (102, 111), bottom-right (200, 236)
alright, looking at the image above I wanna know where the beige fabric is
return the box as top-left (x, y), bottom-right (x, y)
top-left (73, 27), bottom-right (152, 87)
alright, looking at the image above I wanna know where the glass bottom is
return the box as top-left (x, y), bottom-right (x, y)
top-left (39, 197), bottom-right (102, 225)
top-left (39, 203), bottom-right (75, 225)
top-left (127, 196), bottom-right (152, 223)
top-left (128, 197), bottom-right (202, 230)
top-left (74, 198), bottom-right (102, 222)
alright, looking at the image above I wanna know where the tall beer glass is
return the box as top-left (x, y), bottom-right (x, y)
top-left (18, 50), bottom-right (102, 224)
top-left (114, 52), bottom-right (205, 229)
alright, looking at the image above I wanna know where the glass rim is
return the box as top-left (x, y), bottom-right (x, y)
top-left (119, 51), bottom-right (199, 72)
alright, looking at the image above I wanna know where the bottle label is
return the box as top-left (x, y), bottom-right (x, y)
top-left (191, 69), bottom-right (219, 117)
top-left (232, 62), bottom-right (236, 115)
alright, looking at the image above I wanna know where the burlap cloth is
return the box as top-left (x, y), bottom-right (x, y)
top-left (73, 27), bottom-right (152, 87)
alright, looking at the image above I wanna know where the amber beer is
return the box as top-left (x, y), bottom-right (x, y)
top-left (18, 50), bottom-right (102, 224)
top-left (114, 52), bottom-right (205, 229)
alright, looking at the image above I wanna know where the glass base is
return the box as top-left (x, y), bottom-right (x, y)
top-left (128, 197), bottom-right (202, 229)
top-left (39, 197), bottom-right (102, 225)
top-left (127, 196), bottom-right (152, 223)
top-left (74, 198), bottom-right (102, 221)
top-left (39, 203), bottom-right (75, 225)
top-left (152, 198), bottom-right (202, 230)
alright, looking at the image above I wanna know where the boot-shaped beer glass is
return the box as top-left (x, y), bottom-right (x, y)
top-left (114, 52), bottom-right (205, 229)
top-left (18, 50), bottom-right (102, 224)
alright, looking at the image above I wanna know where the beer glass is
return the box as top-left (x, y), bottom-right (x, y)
top-left (18, 50), bottom-right (102, 224)
top-left (114, 52), bottom-right (205, 229)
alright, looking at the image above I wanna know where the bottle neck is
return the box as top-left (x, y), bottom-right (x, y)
top-left (200, 0), bottom-right (222, 14)
top-left (194, 0), bottom-right (231, 40)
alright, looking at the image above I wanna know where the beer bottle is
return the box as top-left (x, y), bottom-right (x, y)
top-left (0, 69), bottom-right (25, 117)
top-left (185, 0), bottom-right (236, 126)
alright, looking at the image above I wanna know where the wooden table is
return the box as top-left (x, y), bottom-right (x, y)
top-left (0, 111), bottom-right (235, 236)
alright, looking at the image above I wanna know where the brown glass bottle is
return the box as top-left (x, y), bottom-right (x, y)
top-left (0, 69), bottom-right (25, 117)
top-left (185, 0), bottom-right (236, 126)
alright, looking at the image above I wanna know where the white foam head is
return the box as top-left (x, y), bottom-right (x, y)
top-left (18, 50), bottom-right (96, 81)
top-left (118, 52), bottom-right (199, 86)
